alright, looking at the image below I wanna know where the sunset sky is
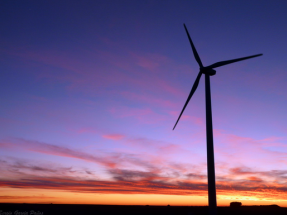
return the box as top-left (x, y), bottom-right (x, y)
top-left (1, 0), bottom-right (287, 206)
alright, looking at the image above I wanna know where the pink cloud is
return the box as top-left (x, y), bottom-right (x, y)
top-left (0, 157), bottom-right (97, 180)
top-left (3, 42), bottom-right (187, 104)
top-left (169, 111), bottom-right (204, 126)
top-left (242, 68), bottom-right (287, 97)
top-left (0, 138), bottom-right (201, 181)
top-left (4, 45), bottom-right (136, 92)
top-left (0, 138), bottom-right (169, 172)
top-left (156, 79), bottom-right (184, 97)
top-left (76, 127), bottom-right (98, 134)
top-left (130, 52), bottom-right (169, 71)
top-left (0, 171), bottom-right (286, 201)
top-left (123, 137), bottom-right (168, 150)
top-left (214, 130), bottom-right (287, 152)
top-left (133, 54), bottom-right (160, 70)
top-left (158, 144), bottom-right (180, 152)
top-left (1, 138), bottom-right (287, 202)
top-left (110, 106), bottom-right (166, 124)
top-left (116, 107), bottom-right (152, 118)
top-left (120, 91), bottom-right (176, 108)
top-left (0, 138), bottom-right (118, 168)
top-left (102, 134), bottom-right (125, 140)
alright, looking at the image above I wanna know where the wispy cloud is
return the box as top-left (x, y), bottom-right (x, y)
top-left (0, 138), bottom-right (169, 172)
top-left (108, 169), bottom-right (159, 181)
top-left (76, 127), bottom-right (98, 134)
top-left (3, 43), bottom-right (184, 99)
top-left (213, 129), bottom-right (287, 169)
top-left (131, 52), bottom-right (168, 71)
top-left (0, 172), bottom-right (286, 199)
top-left (229, 166), bottom-right (287, 182)
top-left (168, 111), bottom-right (204, 126)
top-left (109, 106), bottom-right (166, 124)
top-left (0, 195), bottom-right (56, 199)
top-left (0, 157), bottom-right (93, 180)
top-left (0, 176), bottom-right (207, 195)
top-left (102, 134), bottom-right (125, 140)
top-left (1, 136), bottom-right (287, 200)
top-left (120, 91), bottom-right (176, 108)
top-left (1, 138), bottom-right (118, 168)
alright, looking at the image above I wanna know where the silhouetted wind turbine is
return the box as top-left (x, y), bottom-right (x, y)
top-left (173, 24), bottom-right (262, 215)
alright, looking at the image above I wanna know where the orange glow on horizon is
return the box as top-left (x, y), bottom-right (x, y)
top-left (1, 188), bottom-right (286, 207)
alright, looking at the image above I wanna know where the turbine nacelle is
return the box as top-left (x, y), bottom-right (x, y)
top-left (201, 68), bottom-right (216, 76)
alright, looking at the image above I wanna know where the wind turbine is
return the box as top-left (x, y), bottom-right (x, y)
top-left (173, 24), bottom-right (262, 215)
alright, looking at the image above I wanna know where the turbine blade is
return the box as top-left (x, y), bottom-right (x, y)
top-left (173, 72), bottom-right (202, 130)
top-left (206, 54), bottom-right (263, 69)
top-left (184, 24), bottom-right (203, 68)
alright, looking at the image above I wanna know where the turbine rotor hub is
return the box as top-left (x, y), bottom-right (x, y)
top-left (201, 68), bottom-right (216, 76)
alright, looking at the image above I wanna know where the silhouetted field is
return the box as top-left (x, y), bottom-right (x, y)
top-left (1, 203), bottom-right (286, 215)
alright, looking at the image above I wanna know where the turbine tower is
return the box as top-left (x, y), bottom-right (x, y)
top-left (173, 24), bottom-right (262, 215)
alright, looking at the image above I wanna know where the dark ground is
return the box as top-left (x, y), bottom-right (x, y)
top-left (0, 203), bottom-right (286, 215)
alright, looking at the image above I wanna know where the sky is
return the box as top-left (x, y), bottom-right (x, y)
top-left (1, 0), bottom-right (287, 207)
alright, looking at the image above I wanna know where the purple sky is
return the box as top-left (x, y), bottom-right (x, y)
top-left (1, 0), bottom-right (287, 205)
